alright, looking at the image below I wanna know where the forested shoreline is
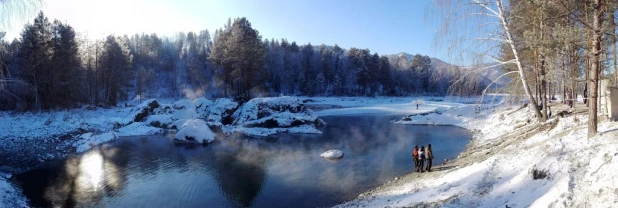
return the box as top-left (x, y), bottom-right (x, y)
top-left (0, 13), bottom-right (485, 111)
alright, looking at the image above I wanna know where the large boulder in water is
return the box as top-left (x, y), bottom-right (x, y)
top-left (232, 97), bottom-right (326, 129)
top-left (320, 150), bottom-right (344, 159)
top-left (174, 119), bottom-right (215, 144)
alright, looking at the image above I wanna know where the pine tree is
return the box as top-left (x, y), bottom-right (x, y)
top-left (100, 35), bottom-right (132, 106)
top-left (50, 20), bottom-right (81, 107)
top-left (18, 12), bottom-right (53, 110)
top-left (210, 17), bottom-right (265, 100)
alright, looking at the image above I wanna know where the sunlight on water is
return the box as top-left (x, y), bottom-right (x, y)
top-left (79, 151), bottom-right (104, 190)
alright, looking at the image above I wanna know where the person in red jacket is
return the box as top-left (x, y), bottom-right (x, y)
top-left (412, 145), bottom-right (419, 172)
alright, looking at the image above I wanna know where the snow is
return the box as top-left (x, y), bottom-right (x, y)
top-left (122, 98), bottom-right (160, 124)
top-left (0, 173), bottom-right (27, 208)
top-left (236, 125), bottom-right (323, 137)
top-left (231, 96), bottom-right (325, 136)
top-left (73, 132), bottom-right (117, 153)
top-left (320, 149), bottom-right (344, 159)
top-left (116, 122), bottom-right (164, 137)
top-left (174, 119), bottom-right (215, 144)
top-left (145, 114), bottom-right (174, 128)
top-left (307, 96), bottom-right (470, 116)
top-left (206, 98), bottom-right (238, 122)
top-left (0, 108), bottom-right (129, 141)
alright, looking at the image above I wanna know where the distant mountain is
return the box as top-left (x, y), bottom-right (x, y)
top-left (387, 52), bottom-right (509, 90)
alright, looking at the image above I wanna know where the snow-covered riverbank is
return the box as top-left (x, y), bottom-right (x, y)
top-left (336, 101), bottom-right (618, 207)
top-left (6, 95), bottom-right (612, 208)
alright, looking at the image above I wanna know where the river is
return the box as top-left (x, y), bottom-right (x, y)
top-left (16, 115), bottom-right (471, 208)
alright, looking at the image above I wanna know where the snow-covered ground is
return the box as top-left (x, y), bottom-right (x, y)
top-left (307, 96), bottom-right (481, 116)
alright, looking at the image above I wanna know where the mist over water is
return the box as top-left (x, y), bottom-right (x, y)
top-left (16, 115), bottom-right (471, 208)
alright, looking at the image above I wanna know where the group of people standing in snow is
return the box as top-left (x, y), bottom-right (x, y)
top-left (412, 144), bottom-right (434, 172)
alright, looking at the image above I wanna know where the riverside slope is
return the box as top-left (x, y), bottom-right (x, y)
top-left (332, 99), bottom-right (618, 208)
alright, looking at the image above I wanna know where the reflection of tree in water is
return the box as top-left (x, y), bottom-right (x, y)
top-left (18, 144), bottom-right (131, 207)
top-left (209, 138), bottom-right (269, 207)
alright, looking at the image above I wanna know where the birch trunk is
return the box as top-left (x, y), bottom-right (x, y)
top-left (496, 0), bottom-right (544, 121)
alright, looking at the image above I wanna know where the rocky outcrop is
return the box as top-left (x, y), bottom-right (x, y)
top-left (232, 97), bottom-right (326, 129)
top-left (123, 99), bottom-right (160, 125)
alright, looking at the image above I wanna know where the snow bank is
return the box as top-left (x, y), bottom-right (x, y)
top-left (74, 132), bottom-right (117, 153)
top-left (394, 105), bottom-right (479, 126)
top-left (311, 97), bottom-right (468, 116)
top-left (237, 125), bottom-right (323, 137)
top-left (320, 149), bottom-right (344, 159)
top-left (0, 174), bottom-right (27, 208)
top-left (174, 119), bottom-right (215, 144)
top-left (116, 122), bottom-right (163, 137)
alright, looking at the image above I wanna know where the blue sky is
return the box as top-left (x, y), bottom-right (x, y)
top-left (4, 0), bottom-right (439, 58)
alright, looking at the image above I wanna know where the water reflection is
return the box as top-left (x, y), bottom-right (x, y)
top-left (17, 115), bottom-right (471, 208)
top-left (22, 145), bottom-right (128, 207)
top-left (212, 150), bottom-right (267, 207)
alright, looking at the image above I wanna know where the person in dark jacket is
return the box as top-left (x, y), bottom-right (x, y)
top-left (418, 146), bottom-right (426, 173)
top-left (425, 144), bottom-right (434, 172)
top-left (412, 145), bottom-right (419, 172)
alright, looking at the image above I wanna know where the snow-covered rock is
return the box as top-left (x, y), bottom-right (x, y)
top-left (205, 98), bottom-right (238, 124)
top-left (320, 149), bottom-right (344, 159)
top-left (146, 114), bottom-right (174, 129)
top-left (122, 99), bottom-right (160, 124)
top-left (174, 119), bottom-right (215, 144)
top-left (171, 99), bottom-right (198, 120)
top-left (194, 97), bottom-right (214, 114)
top-left (232, 97), bottom-right (326, 135)
top-left (116, 122), bottom-right (164, 137)
top-left (74, 132), bottom-right (117, 153)
top-left (164, 98), bottom-right (238, 129)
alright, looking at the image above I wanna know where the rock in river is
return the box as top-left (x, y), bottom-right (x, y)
top-left (320, 149), bottom-right (344, 159)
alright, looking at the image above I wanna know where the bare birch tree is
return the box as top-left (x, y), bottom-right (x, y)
top-left (0, 0), bottom-right (41, 28)
top-left (431, 0), bottom-right (544, 121)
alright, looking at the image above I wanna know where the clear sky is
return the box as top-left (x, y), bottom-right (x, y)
top-left (3, 0), bottom-right (439, 58)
